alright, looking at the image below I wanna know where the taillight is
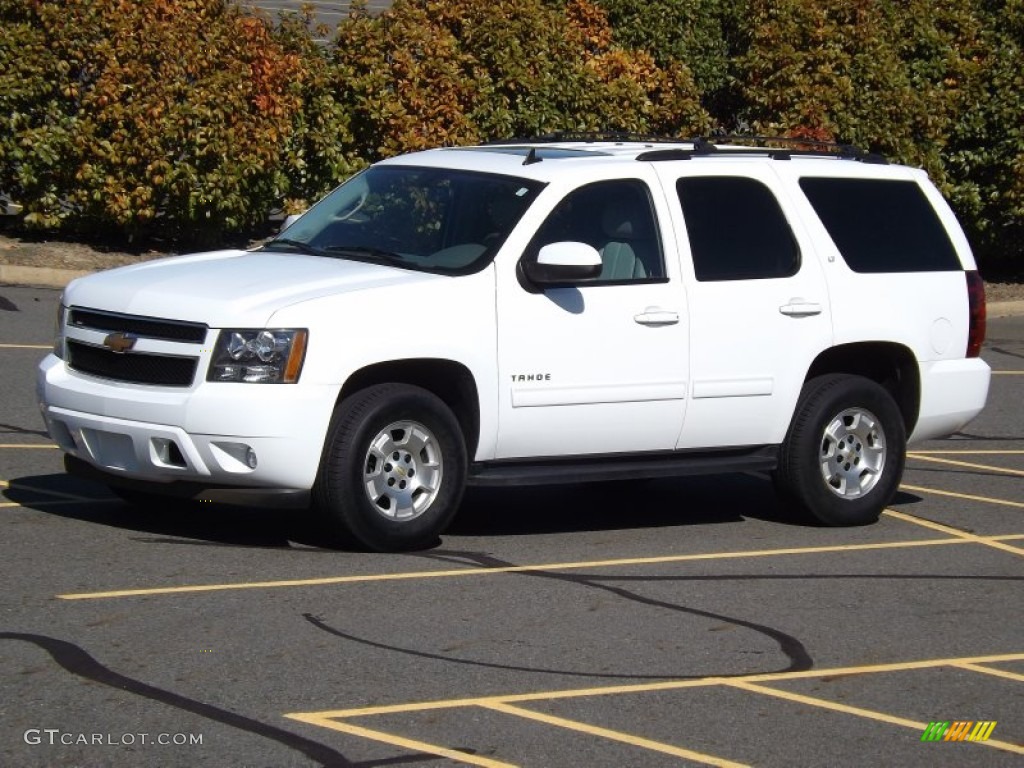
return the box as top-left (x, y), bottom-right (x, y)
top-left (965, 270), bottom-right (986, 358)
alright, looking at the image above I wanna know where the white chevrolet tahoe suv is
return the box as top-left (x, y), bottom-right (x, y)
top-left (38, 137), bottom-right (991, 551)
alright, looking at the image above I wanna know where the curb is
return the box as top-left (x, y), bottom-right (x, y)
top-left (3, 262), bottom-right (1024, 318)
top-left (988, 299), bottom-right (1024, 318)
top-left (0, 264), bottom-right (92, 289)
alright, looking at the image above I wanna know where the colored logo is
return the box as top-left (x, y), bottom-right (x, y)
top-left (103, 332), bottom-right (137, 353)
top-left (921, 721), bottom-right (997, 742)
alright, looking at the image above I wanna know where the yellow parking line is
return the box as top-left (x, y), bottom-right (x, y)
top-left (951, 662), bottom-right (1024, 683)
top-left (991, 371), bottom-right (1024, 375)
top-left (900, 483), bottom-right (1024, 509)
top-left (909, 450), bottom-right (1024, 455)
top-left (725, 680), bottom-right (1024, 755)
top-left (907, 453), bottom-right (1024, 477)
top-left (285, 713), bottom-right (516, 768)
top-left (3, 482), bottom-right (99, 503)
top-left (481, 701), bottom-right (748, 768)
top-left (1, 498), bottom-right (117, 509)
top-left (290, 652), bottom-right (1024, 720)
top-left (57, 535), bottom-right (999, 601)
top-left (0, 444), bottom-right (58, 449)
top-left (884, 509), bottom-right (1024, 557)
top-left (0, 343), bottom-right (50, 349)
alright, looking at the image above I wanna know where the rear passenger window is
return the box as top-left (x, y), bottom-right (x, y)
top-left (677, 177), bottom-right (799, 281)
top-left (799, 178), bottom-right (961, 273)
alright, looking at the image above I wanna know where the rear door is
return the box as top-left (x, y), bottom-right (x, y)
top-left (655, 163), bottom-right (834, 449)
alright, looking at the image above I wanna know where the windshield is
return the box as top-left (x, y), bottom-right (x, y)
top-left (264, 166), bottom-right (544, 274)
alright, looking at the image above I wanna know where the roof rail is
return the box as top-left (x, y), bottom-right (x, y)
top-left (636, 135), bottom-right (888, 164)
top-left (484, 131), bottom-right (693, 146)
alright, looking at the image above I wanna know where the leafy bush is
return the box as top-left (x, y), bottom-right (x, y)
top-left (0, 0), bottom-right (305, 245)
top-left (0, 0), bottom-right (1020, 274)
top-left (331, 0), bottom-right (709, 161)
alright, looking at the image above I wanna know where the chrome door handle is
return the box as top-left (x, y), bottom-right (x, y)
top-left (634, 308), bottom-right (680, 326)
top-left (779, 300), bottom-right (822, 317)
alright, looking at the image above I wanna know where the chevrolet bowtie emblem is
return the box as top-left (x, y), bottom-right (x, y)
top-left (103, 332), bottom-right (137, 353)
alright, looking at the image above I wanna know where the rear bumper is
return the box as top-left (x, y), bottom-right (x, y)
top-left (910, 357), bottom-right (991, 443)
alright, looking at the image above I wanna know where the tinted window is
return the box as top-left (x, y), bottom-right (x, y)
top-left (525, 180), bottom-right (665, 283)
top-left (266, 166), bottom-right (543, 275)
top-left (676, 177), bottom-right (799, 281)
top-left (799, 178), bottom-right (960, 273)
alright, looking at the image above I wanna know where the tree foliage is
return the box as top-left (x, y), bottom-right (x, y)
top-left (0, 0), bottom-right (306, 243)
top-left (332, 0), bottom-right (709, 161)
top-left (0, 0), bottom-right (1020, 273)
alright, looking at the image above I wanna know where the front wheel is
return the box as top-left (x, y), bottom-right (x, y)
top-left (776, 374), bottom-right (906, 526)
top-left (313, 384), bottom-right (467, 551)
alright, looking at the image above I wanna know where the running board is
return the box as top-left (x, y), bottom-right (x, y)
top-left (467, 446), bottom-right (778, 487)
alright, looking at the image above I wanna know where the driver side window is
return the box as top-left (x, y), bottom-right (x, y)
top-left (525, 180), bottom-right (666, 283)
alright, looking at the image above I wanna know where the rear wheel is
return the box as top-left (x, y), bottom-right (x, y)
top-left (776, 374), bottom-right (906, 526)
top-left (314, 384), bottom-right (467, 551)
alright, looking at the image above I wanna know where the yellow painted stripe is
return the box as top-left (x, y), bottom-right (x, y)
top-left (991, 371), bottom-right (1024, 375)
top-left (4, 482), bottom-right (99, 503)
top-left (909, 450), bottom-right (1024, 455)
top-left (57, 536), bottom-right (981, 600)
top-left (727, 680), bottom-right (1024, 755)
top-left (907, 453), bottom-right (1024, 477)
top-left (900, 483), bottom-right (1024, 509)
top-left (0, 443), bottom-right (58, 449)
top-left (0, 343), bottom-right (51, 349)
top-left (481, 701), bottom-right (749, 768)
top-left (884, 509), bottom-right (1024, 556)
top-left (951, 663), bottom-right (1024, 683)
top-left (0, 498), bottom-right (117, 509)
top-left (284, 713), bottom-right (516, 768)
top-left (290, 652), bottom-right (1024, 719)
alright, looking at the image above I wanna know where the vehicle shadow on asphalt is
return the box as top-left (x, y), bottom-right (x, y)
top-left (8, 471), bottom-right (807, 551)
top-left (4, 472), bottom-right (334, 550)
top-left (449, 472), bottom-right (800, 536)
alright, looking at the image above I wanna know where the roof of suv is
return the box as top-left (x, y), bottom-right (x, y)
top-left (381, 136), bottom-right (892, 182)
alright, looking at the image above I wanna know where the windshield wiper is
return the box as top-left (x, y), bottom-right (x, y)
top-left (262, 238), bottom-right (325, 256)
top-left (322, 245), bottom-right (407, 266)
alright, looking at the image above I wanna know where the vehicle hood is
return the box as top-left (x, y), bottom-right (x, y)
top-left (62, 250), bottom-right (441, 327)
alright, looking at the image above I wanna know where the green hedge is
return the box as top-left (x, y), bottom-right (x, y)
top-left (0, 0), bottom-right (1020, 274)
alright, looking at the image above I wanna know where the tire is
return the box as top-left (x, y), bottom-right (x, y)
top-left (313, 384), bottom-right (467, 551)
top-left (776, 374), bottom-right (906, 527)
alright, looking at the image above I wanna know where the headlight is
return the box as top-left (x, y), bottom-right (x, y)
top-left (53, 298), bottom-right (67, 360)
top-left (207, 329), bottom-right (308, 383)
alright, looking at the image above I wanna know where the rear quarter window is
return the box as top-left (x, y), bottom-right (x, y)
top-left (799, 178), bottom-right (961, 273)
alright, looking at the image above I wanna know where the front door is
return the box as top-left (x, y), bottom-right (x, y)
top-left (494, 176), bottom-right (689, 459)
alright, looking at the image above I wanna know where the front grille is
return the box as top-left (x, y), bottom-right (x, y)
top-left (67, 340), bottom-right (198, 387)
top-left (69, 308), bottom-right (207, 343)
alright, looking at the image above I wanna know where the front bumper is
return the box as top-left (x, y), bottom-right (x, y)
top-left (38, 354), bottom-right (339, 502)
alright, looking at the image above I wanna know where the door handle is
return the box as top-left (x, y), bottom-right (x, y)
top-left (634, 308), bottom-right (680, 326)
top-left (779, 300), bottom-right (822, 317)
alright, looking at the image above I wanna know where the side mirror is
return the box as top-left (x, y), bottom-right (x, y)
top-left (280, 212), bottom-right (304, 232)
top-left (523, 242), bottom-right (602, 286)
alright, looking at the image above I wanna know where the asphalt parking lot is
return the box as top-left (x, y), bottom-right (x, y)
top-left (1, 284), bottom-right (1021, 767)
